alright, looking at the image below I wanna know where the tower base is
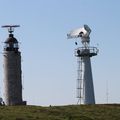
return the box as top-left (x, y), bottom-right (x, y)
top-left (9, 101), bottom-right (27, 106)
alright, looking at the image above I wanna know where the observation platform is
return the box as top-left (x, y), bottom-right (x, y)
top-left (75, 47), bottom-right (98, 57)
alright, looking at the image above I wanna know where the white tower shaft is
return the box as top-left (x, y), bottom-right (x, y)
top-left (83, 56), bottom-right (95, 104)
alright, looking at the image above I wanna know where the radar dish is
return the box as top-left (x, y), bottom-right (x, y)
top-left (67, 24), bottom-right (91, 39)
top-left (84, 24), bottom-right (91, 34)
top-left (67, 24), bottom-right (92, 46)
top-left (67, 27), bottom-right (86, 39)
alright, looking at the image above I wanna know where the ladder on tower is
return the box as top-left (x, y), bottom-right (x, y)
top-left (77, 57), bottom-right (84, 104)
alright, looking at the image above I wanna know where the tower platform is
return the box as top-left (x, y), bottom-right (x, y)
top-left (75, 47), bottom-right (98, 57)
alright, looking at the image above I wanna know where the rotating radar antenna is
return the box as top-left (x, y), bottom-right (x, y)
top-left (67, 24), bottom-right (91, 47)
top-left (2, 25), bottom-right (20, 34)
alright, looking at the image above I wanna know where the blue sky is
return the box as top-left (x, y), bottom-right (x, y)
top-left (0, 0), bottom-right (120, 106)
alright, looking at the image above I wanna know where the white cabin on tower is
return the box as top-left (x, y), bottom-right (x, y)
top-left (67, 25), bottom-right (98, 104)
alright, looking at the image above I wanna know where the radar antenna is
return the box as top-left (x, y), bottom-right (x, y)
top-left (2, 25), bottom-right (20, 34)
top-left (67, 24), bottom-right (91, 47)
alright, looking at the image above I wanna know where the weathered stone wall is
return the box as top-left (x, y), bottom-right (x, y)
top-left (3, 51), bottom-right (23, 105)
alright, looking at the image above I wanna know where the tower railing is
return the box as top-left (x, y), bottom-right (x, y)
top-left (75, 46), bottom-right (98, 57)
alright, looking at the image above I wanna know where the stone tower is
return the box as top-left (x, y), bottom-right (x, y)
top-left (2, 25), bottom-right (26, 105)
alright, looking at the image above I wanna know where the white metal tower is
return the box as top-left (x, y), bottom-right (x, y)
top-left (67, 25), bottom-right (98, 104)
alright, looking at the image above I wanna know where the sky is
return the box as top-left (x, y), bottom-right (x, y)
top-left (0, 0), bottom-right (120, 106)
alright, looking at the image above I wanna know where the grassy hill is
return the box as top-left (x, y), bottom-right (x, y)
top-left (0, 104), bottom-right (120, 120)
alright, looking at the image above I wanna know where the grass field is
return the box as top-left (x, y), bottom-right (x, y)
top-left (0, 104), bottom-right (120, 120)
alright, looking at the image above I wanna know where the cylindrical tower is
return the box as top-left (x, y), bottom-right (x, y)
top-left (2, 25), bottom-right (26, 105)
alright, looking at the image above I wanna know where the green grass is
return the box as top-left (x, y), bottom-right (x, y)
top-left (0, 104), bottom-right (120, 120)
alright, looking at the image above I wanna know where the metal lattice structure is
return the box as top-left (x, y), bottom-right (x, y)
top-left (76, 57), bottom-right (84, 104)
